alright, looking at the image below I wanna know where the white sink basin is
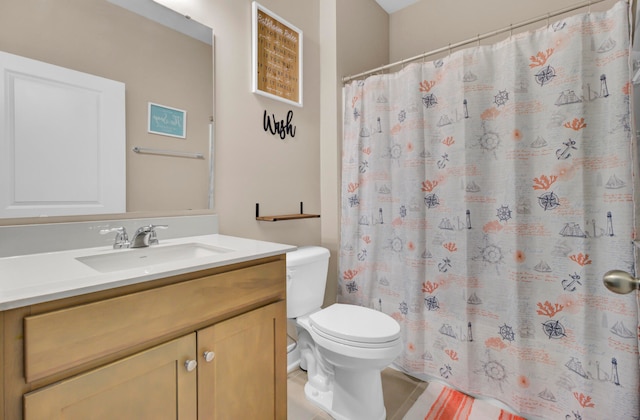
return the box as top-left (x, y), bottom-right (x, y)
top-left (76, 243), bottom-right (233, 273)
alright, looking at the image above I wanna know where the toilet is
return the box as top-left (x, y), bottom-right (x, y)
top-left (286, 246), bottom-right (402, 420)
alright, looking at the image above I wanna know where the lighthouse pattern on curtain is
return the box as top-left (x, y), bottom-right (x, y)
top-left (340, 2), bottom-right (639, 419)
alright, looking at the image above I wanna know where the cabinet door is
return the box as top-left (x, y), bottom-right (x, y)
top-left (197, 301), bottom-right (287, 420)
top-left (24, 334), bottom-right (197, 420)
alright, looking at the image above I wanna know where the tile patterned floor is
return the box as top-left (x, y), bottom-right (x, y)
top-left (287, 367), bottom-right (428, 420)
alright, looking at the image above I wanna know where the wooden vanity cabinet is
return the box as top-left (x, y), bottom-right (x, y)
top-left (198, 301), bottom-right (286, 419)
top-left (24, 334), bottom-right (198, 420)
top-left (1, 254), bottom-right (287, 420)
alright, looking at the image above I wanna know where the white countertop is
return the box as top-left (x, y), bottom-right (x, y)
top-left (0, 234), bottom-right (296, 310)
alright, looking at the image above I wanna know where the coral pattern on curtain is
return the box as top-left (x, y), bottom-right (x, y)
top-left (340, 2), bottom-right (639, 419)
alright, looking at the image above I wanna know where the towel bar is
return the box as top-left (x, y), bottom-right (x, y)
top-left (132, 146), bottom-right (204, 159)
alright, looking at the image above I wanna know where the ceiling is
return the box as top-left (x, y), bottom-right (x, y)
top-left (375, 0), bottom-right (419, 14)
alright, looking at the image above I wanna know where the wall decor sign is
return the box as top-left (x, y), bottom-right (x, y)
top-left (252, 2), bottom-right (303, 107)
top-left (148, 102), bottom-right (187, 138)
top-left (263, 109), bottom-right (296, 140)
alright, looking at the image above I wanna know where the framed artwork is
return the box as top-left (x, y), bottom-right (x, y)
top-left (148, 102), bottom-right (187, 138)
top-left (252, 2), bottom-right (303, 107)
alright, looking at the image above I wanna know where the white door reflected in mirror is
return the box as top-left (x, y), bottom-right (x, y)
top-left (0, 51), bottom-right (125, 218)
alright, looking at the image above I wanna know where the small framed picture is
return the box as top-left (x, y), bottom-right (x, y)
top-left (252, 2), bottom-right (303, 107)
top-left (148, 102), bottom-right (187, 138)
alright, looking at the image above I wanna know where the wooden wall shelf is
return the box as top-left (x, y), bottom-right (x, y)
top-left (255, 202), bottom-right (320, 222)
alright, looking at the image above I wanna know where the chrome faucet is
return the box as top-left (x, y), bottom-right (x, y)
top-left (130, 224), bottom-right (168, 248)
top-left (100, 226), bottom-right (130, 249)
top-left (100, 224), bottom-right (168, 249)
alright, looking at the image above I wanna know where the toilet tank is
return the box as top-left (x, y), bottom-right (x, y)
top-left (286, 246), bottom-right (330, 318)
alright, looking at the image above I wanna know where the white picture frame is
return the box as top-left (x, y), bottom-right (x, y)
top-left (251, 2), bottom-right (303, 107)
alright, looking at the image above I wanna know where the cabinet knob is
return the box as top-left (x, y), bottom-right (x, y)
top-left (184, 359), bottom-right (198, 372)
top-left (203, 351), bottom-right (215, 362)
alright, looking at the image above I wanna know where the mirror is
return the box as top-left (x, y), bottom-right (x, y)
top-left (0, 0), bottom-right (213, 221)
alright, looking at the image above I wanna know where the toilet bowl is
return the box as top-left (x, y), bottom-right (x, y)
top-left (286, 247), bottom-right (402, 420)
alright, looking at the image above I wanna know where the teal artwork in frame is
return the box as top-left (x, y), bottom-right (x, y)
top-left (148, 102), bottom-right (187, 138)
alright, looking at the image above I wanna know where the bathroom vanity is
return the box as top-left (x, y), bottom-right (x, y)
top-left (0, 229), bottom-right (294, 419)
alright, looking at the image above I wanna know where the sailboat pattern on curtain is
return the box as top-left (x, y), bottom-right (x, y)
top-left (340, 2), bottom-right (639, 419)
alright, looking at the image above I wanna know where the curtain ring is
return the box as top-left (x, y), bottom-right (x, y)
top-left (423, 52), bottom-right (426, 63)
top-left (510, 24), bottom-right (513, 39)
top-left (448, 43), bottom-right (452, 56)
top-left (547, 13), bottom-right (550, 28)
top-left (477, 34), bottom-right (480, 46)
top-left (588, 0), bottom-right (592, 14)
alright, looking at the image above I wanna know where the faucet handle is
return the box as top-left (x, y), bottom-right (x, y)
top-left (147, 224), bottom-right (168, 245)
top-left (100, 226), bottom-right (130, 249)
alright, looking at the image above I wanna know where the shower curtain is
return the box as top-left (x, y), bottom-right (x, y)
top-left (340, 2), bottom-right (639, 419)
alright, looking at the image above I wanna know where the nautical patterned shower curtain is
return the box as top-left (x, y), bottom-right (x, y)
top-left (340, 2), bottom-right (639, 419)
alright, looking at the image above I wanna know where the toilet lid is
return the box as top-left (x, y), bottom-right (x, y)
top-left (309, 304), bottom-right (401, 345)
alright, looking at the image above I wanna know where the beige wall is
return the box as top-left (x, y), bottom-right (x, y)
top-left (319, 1), bottom-right (341, 306)
top-left (0, 0), bottom-right (213, 214)
top-left (338, 0), bottom-right (390, 78)
top-left (157, 0), bottom-right (324, 248)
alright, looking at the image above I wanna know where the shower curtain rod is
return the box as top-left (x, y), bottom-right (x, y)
top-left (342, 0), bottom-right (607, 83)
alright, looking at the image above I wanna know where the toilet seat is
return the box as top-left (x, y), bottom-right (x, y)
top-left (309, 304), bottom-right (401, 348)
